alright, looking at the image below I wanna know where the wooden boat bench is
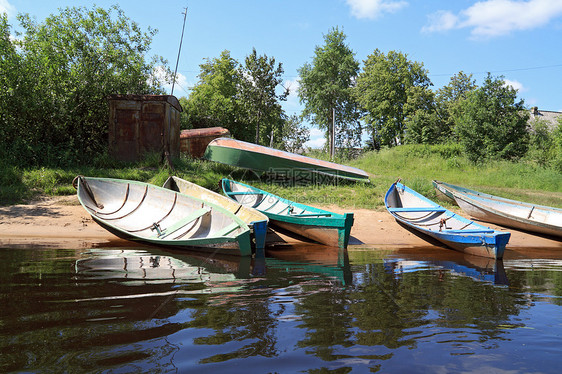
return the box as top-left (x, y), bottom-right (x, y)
top-left (289, 213), bottom-right (333, 217)
top-left (388, 207), bottom-right (447, 213)
top-left (443, 229), bottom-right (495, 234)
top-left (226, 191), bottom-right (263, 195)
top-left (155, 207), bottom-right (211, 239)
top-left (214, 222), bottom-right (241, 237)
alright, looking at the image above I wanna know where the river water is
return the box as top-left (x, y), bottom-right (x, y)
top-left (1, 243), bottom-right (562, 373)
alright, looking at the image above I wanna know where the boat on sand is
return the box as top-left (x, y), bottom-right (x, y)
top-left (221, 179), bottom-right (354, 249)
top-left (74, 176), bottom-right (252, 256)
top-left (162, 175), bottom-right (268, 251)
top-left (385, 180), bottom-right (511, 259)
top-left (433, 180), bottom-right (562, 238)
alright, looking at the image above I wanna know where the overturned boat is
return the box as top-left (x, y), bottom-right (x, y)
top-left (204, 137), bottom-right (370, 183)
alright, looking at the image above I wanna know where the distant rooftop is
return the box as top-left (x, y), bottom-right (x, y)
top-left (529, 107), bottom-right (561, 131)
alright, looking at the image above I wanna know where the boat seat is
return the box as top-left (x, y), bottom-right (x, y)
top-left (443, 229), bottom-right (495, 234)
top-left (388, 207), bottom-right (446, 213)
top-left (227, 191), bottom-right (262, 195)
top-left (156, 207), bottom-right (211, 239)
top-left (290, 213), bottom-right (332, 217)
top-left (214, 222), bottom-right (241, 237)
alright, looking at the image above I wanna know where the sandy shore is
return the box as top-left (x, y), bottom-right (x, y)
top-left (0, 195), bottom-right (560, 259)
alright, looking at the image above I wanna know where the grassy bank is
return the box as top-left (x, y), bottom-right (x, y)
top-left (1, 144), bottom-right (560, 209)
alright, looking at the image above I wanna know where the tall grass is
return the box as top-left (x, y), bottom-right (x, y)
top-left (1, 144), bottom-right (560, 209)
top-left (349, 143), bottom-right (561, 207)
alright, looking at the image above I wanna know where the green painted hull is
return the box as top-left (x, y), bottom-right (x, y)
top-left (204, 138), bottom-right (370, 183)
top-left (221, 179), bottom-right (354, 249)
top-left (75, 176), bottom-right (253, 256)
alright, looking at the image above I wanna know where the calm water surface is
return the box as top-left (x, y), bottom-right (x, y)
top-left (1, 243), bottom-right (562, 373)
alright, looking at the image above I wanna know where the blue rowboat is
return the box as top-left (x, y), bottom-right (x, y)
top-left (221, 179), bottom-right (354, 249)
top-left (433, 180), bottom-right (562, 238)
top-left (385, 181), bottom-right (511, 259)
top-left (74, 176), bottom-right (253, 256)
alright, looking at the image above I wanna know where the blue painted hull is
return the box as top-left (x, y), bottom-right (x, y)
top-left (385, 181), bottom-right (511, 259)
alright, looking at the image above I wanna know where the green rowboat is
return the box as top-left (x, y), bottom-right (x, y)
top-left (74, 176), bottom-right (253, 256)
top-left (204, 137), bottom-right (370, 183)
top-left (221, 179), bottom-right (354, 249)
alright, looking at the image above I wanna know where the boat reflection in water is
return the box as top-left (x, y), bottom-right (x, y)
top-left (76, 249), bottom-right (249, 281)
top-left (75, 247), bottom-right (256, 297)
top-left (362, 245), bottom-right (509, 286)
top-left (384, 255), bottom-right (508, 286)
top-left (6, 243), bottom-right (562, 373)
top-left (75, 243), bottom-right (353, 293)
top-left (265, 243), bottom-right (353, 285)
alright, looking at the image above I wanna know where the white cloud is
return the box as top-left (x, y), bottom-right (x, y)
top-left (0, 0), bottom-right (16, 17)
top-left (284, 78), bottom-right (300, 99)
top-left (151, 66), bottom-right (189, 96)
top-left (304, 128), bottom-right (326, 149)
top-left (423, 0), bottom-right (562, 38)
top-left (169, 72), bottom-right (188, 95)
top-left (422, 11), bottom-right (459, 33)
top-left (309, 128), bottom-right (324, 138)
top-left (281, 78), bottom-right (303, 115)
top-left (304, 137), bottom-right (326, 149)
top-left (503, 79), bottom-right (525, 92)
top-left (346, 0), bottom-right (408, 20)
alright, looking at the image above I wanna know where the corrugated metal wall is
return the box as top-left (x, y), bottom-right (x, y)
top-left (108, 95), bottom-right (182, 162)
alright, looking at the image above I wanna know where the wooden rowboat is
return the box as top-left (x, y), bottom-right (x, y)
top-left (162, 176), bottom-right (269, 251)
top-left (433, 180), bottom-right (562, 238)
top-left (385, 181), bottom-right (511, 259)
top-left (74, 176), bottom-right (252, 256)
top-left (221, 179), bottom-right (354, 249)
top-left (204, 137), bottom-right (370, 182)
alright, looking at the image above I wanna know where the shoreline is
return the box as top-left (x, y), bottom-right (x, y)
top-left (0, 195), bottom-right (560, 260)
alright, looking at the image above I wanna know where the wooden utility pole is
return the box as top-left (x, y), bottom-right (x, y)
top-left (330, 108), bottom-right (336, 161)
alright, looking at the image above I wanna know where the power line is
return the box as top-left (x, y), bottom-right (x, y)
top-left (430, 63), bottom-right (562, 77)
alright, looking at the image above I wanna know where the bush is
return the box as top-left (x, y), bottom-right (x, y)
top-left (0, 5), bottom-right (169, 168)
top-left (454, 74), bottom-right (529, 162)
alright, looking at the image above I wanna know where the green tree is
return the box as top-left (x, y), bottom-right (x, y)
top-left (1, 5), bottom-right (168, 166)
top-left (0, 14), bottom-right (20, 159)
top-left (239, 48), bottom-right (288, 145)
top-left (298, 27), bottom-right (361, 156)
top-left (184, 50), bottom-right (251, 140)
top-left (552, 118), bottom-right (562, 172)
top-left (435, 71), bottom-right (477, 142)
top-left (355, 49), bottom-right (432, 148)
top-left (454, 73), bottom-right (529, 162)
top-left (403, 86), bottom-right (440, 144)
top-left (279, 115), bottom-right (310, 153)
top-left (526, 118), bottom-right (554, 166)
top-left (178, 96), bottom-right (191, 130)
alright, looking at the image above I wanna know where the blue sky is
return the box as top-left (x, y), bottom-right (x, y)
top-left (2, 0), bottom-right (562, 147)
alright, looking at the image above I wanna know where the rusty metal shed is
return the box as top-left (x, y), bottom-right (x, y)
top-left (108, 94), bottom-right (182, 162)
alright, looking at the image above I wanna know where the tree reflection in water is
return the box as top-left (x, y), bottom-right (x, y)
top-left (2, 245), bottom-right (562, 373)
